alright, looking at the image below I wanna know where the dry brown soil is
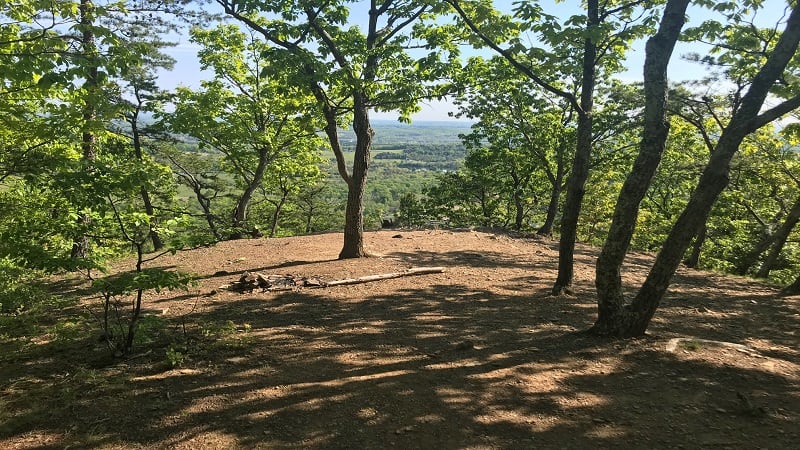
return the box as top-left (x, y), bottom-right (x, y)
top-left (1, 229), bottom-right (799, 449)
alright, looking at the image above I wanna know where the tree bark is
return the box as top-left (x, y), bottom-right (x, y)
top-left (617, 2), bottom-right (800, 336)
top-left (756, 195), bottom-right (800, 278)
top-left (552, 0), bottom-right (598, 295)
top-left (591, 0), bottom-right (690, 334)
top-left (339, 92), bottom-right (372, 258)
top-left (538, 163), bottom-right (565, 236)
top-left (683, 223), bottom-right (706, 269)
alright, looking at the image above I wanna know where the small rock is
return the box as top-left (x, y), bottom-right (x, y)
top-left (392, 234), bottom-right (403, 238)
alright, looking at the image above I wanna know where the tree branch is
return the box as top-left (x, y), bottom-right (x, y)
top-left (445, 0), bottom-right (582, 114)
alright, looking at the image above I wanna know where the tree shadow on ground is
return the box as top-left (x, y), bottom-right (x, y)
top-left (2, 274), bottom-right (797, 449)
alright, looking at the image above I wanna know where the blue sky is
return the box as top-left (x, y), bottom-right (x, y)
top-left (156, 0), bottom-right (790, 122)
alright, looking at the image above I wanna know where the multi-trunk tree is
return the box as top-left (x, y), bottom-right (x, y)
top-left (166, 25), bottom-right (324, 239)
top-left (593, 0), bottom-right (800, 336)
top-left (452, 56), bottom-right (574, 234)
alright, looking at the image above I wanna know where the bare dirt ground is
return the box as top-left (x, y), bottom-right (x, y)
top-left (1, 229), bottom-right (799, 449)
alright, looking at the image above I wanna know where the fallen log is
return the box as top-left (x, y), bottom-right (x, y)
top-left (320, 267), bottom-right (445, 287)
top-left (228, 267), bottom-right (445, 293)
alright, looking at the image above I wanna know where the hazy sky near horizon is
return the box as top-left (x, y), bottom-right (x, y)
top-left (156, 0), bottom-right (791, 122)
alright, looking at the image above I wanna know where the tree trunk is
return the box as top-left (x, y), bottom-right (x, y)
top-left (71, 0), bottom-right (97, 260)
top-left (197, 188), bottom-right (221, 240)
top-left (592, 0), bottom-right (690, 335)
top-left (304, 69), bottom-right (369, 258)
top-left (269, 188), bottom-right (289, 238)
top-left (511, 170), bottom-right (524, 231)
top-left (168, 155), bottom-right (222, 240)
top-left (683, 223), bottom-right (706, 269)
top-left (305, 208), bottom-right (314, 234)
top-left (551, 0), bottom-right (598, 295)
top-left (617, 3), bottom-right (800, 336)
top-left (130, 109), bottom-right (164, 251)
top-left (140, 186), bottom-right (163, 250)
top-left (538, 166), bottom-right (564, 236)
top-left (756, 195), bottom-right (800, 278)
top-left (231, 147), bottom-right (270, 239)
top-left (514, 190), bottom-right (524, 231)
top-left (339, 93), bottom-right (372, 259)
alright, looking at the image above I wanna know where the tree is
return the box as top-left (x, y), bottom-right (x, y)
top-left (259, 149), bottom-right (324, 238)
top-left (1, 0), bottom-right (197, 355)
top-left (166, 150), bottom-right (226, 242)
top-left (447, 0), bottom-right (660, 294)
top-left (166, 24), bottom-right (323, 239)
top-left (593, 0), bottom-right (800, 336)
top-left (216, 0), bottom-right (455, 258)
top-left (452, 56), bottom-right (574, 234)
top-left (110, 31), bottom-right (179, 251)
top-left (424, 168), bottom-right (501, 228)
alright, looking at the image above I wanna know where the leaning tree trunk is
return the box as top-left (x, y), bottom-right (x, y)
top-left (538, 161), bottom-right (565, 236)
top-left (592, 0), bottom-right (690, 335)
top-left (339, 93), bottom-right (372, 259)
top-left (616, 3), bottom-right (800, 336)
top-left (683, 223), bottom-right (707, 269)
top-left (626, 132), bottom-right (764, 335)
top-left (268, 187), bottom-right (289, 238)
top-left (552, 0), bottom-right (598, 295)
top-left (756, 195), bottom-right (800, 278)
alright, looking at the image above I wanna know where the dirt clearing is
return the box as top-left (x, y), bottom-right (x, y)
top-left (1, 230), bottom-right (798, 449)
